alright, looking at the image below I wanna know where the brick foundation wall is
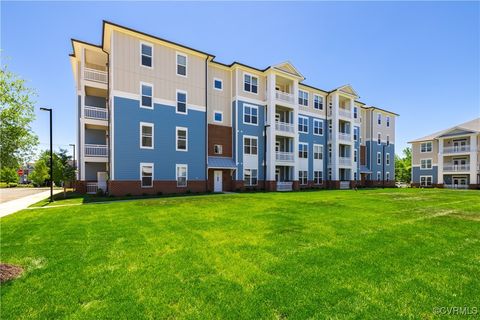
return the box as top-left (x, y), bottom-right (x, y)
top-left (469, 184), bottom-right (480, 189)
top-left (299, 181), bottom-right (327, 189)
top-left (207, 169), bottom-right (233, 192)
top-left (108, 180), bottom-right (207, 196)
top-left (365, 180), bottom-right (396, 187)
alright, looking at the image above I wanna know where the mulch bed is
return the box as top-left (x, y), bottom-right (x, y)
top-left (0, 263), bottom-right (23, 283)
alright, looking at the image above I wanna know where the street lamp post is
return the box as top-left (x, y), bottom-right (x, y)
top-left (69, 143), bottom-right (76, 191)
top-left (40, 107), bottom-right (53, 202)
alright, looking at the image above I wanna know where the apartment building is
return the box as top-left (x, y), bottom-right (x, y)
top-left (70, 21), bottom-right (397, 195)
top-left (409, 118), bottom-right (480, 189)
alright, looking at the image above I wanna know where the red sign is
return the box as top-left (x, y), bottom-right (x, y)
top-left (17, 169), bottom-right (23, 176)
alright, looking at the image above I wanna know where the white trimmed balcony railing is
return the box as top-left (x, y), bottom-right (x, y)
top-left (443, 164), bottom-right (470, 172)
top-left (277, 181), bottom-right (293, 191)
top-left (85, 144), bottom-right (108, 157)
top-left (443, 145), bottom-right (471, 154)
top-left (276, 151), bottom-right (294, 162)
top-left (444, 184), bottom-right (469, 189)
top-left (275, 90), bottom-right (295, 104)
top-left (275, 121), bottom-right (295, 134)
top-left (339, 157), bottom-right (352, 166)
top-left (84, 106), bottom-right (108, 120)
top-left (86, 182), bottom-right (98, 194)
top-left (338, 132), bottom-right (351, 142)
top-left (338, 109), bottom-right (351, 118)
top-left (84, 67), bottom-right (107, 84)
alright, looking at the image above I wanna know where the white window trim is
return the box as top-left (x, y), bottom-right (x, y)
top-left (420, 158), bottom-right (432, 170)
top-left (298, 115), bottom-right (309, 134)
top-left (176, 164), bottom-right (188, 188)
top-left (243, 72), bottom-right (259, 95)
top-left (313, 143), bottom-right (323, 160)
top-left (298, 89), bottom-right (309, 107)
top-left (420, 175), bottom-right (433, 186)
top-left (213, 78), bottom-right (223, 91)
top-left (243, 135), bottom-right (258, 155)
top-left (420, 142), bottom-right (433, 153)
top-left (139, 122), bottom-right (154, 150)
top-left (386, 153), bottom-right (390, 165)
top-left (354, 149), bottom-right (358, 162)
top-left (140, 41), bottom-right (153, 69)
top-left (377, 151), bottom-right (382, 165)
top-left (244, 168), bottom-right (258, 186)
top-left (377, 171), bottom-right (381, 181)
top-left (377, 132), bottom-right (382, 145)
top-left (299, 142), bottom-right (308, 159)
top-left (213, 111), bottom-right (223, 124)
top-left (140, 162), bottom-right (154, 188)
top-left (386, 172), bottom-right (390, 181)
top-left (354, 128), bottom-right (358, 141)
top-left (140, 82), bottom-right (154, 110)
top-left (299, 170), bottom-right (308, 185)
top-left (175, 126), bottom-right (188, 152)
top-left (313, 94), bottom-right (323, 110)
top-left (214, 144), bottom-right (223, 155)
top-left (243, 103), bottom-right (259, 126)
top-left (377, 113), bottom-right (382, 125)
top-left (313, 118), bottom-right (323, 136)
top-left (176, 52), bottom-right (188, 78)
top-left (176, 89), bottom-right (188, 115)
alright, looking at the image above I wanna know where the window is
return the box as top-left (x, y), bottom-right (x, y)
top-left (377, 113), bottom-right (382, 125)
top-left (314, 95), bottom-right (323, 110)
top-left (298, 90), bottom-right (309, 106)
top-left (140, 122), bottom-right (154, 149)
top-left (386, 153), bottom-right (390, 165)
top-left (386, 116), bottom-right (390, 127)
top-left (386, 172), bottom-right (390, 182)
top-left (140, 163), bottom-right (153, 188)
top-left (354, 172), bottom-right (357, 180)
top-left (313, 144), bottom-right (323, 160)
top-left (214, 144), bottom-right (223, 155)
top-left (299, 170), bottom-right (308, 185)
top-left (176, 91), bottom-right (187, 114)
top-left (387, 135), bottom-right (390, 146)
top-left (421, 142), bottom-right (432, 153)
top-left (421, 159), bottom-right (432, 169)
top-left (244, 137), bottom-right (258, 155)
top-left (420, 176), bottom-right (432, 187)
top-left (244, 74), bottom-right (258, 94)
top-left (141, 83), bottom-right (153, 109)
top-left (377, 133), bottom-right (381, 145)
top-left (354, 150), bottom-right (358, 162)
top-left (353, 107), bottom-right (358, 119)
top-left (298, 116), bottom-right (308, 133)
top-left (214, 111), bottom-right (223, 123)
top-left (244, 104), bottom-right (258, 125)
top-left (244, 169), bottom-right (258, 186)
top-left (314, 171), bottom-right (323, 184)
top-left (140, 43), bottom-right (152, 67)
top-left (214, 78), bottom-right (223, 90)
top-left (313, 119), bottom-right (323, 135)
top-left (354, 128), bottom-right (358, 141)
top-left (176, 127), bottom-right (188, 151)
top-left (377, 171), bottom-right (381, 181)
top-left (176, 53), bottom-right (187, 76)
top-left (377, 152), bottom-right (381, 165)
top-left (176, 164), bottom-right (187, 187)
top-left (299, 143), bottom-right (308, 159)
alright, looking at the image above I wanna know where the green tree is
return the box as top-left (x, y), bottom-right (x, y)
top-left (57, 149), bottom-right (76, 197)
top-left (0, 63), bottom-right (39, 168)
top-left (29, 160), bottom-right (49, 186)
top-left (0, 167), bottom-right (18, 186)
top-left (395, 147), bottom-right (412, 183)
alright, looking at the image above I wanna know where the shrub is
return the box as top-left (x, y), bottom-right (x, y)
top-left (156, 191), bottom-right (163, 196)
top-left (96, 188), bottom-right (104, 196)
top-left (0, 167), bottom-right (18, 185)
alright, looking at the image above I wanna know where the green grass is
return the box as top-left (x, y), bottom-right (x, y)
top-left (1, 189), bottom-right (479, 319)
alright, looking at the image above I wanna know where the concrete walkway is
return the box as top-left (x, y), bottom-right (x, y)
top-left (0, 189), bottom-right (62, 218)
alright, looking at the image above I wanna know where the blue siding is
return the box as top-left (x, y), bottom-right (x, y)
top-left (412, 166), bottom-right (438, 184)
top-left (113, 96), bottom-right (206, 181)
top-left (366, 140), bottom-right (395, 180)
top-left (298, 114), bottom-right (327, 180)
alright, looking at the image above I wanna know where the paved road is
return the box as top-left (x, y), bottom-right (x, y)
top-left (0, 188), bottom-right (52, 204)
top-left (0, 188), bottom-right (62, 218)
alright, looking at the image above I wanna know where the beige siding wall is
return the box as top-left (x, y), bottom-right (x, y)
top-left (298, 85), bottom-right (327, 118)
top-left (207, 64), bottom-right (232, 126)
top-left (235, 68), bottom-right (266, 101)
top-left (360, 108), bottom-right (368, 145)
top-left (112, 31), bottom-right (206, 107)
top-left (411, 140), bottom-right (438, 165)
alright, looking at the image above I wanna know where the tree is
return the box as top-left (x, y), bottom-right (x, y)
top-left (0, 63), bottom-right (39, 168)
top-left (29, 160), bottom-right (49, 186)
top-left (395, 147), bottom-right (412, 183)
top-left (0, 167), bottom-right (18, 186)
top-left (56, 149), bottom-right (75, 198)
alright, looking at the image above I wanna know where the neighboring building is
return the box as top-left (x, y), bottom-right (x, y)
top-left (69, 21), bottom-right (398, 195)
top-left (409, 118), bottom-right (480, 189)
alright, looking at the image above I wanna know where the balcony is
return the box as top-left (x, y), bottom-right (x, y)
top-left (85, 144), bottom-right (108, 157)
top-left (443, 164), bottom-right (470, 172)
top-left (275, 90), bottom-right (294, 104)
top-left (443, 145), bottom-right (471, 154)
top-left (339, 157), bottom-right (352, 166)
top-left (276, 151), bottom-right (294, 162)
top-left (275, 121), bottom-right (295, 134)
top-left (86, 182), bottom-right (98, 194)
top-left (84, 106), bottom-right (108, 121)
top-left (338, 132), bottom-right (351, 142)
top-left (338, 109), bottom-right (351, 118)
top-left (84, 67), bottom-right (107, 84)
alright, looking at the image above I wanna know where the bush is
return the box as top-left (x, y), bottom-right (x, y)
top-left (156, 191), bottom-right (163, 196)
top-left (0, 167), bottom-right (18, 185)
top-left (96, 188), bottom-right (105, 196)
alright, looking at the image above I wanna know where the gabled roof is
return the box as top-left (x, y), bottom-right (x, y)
top-left (332, 84), bottom-right (359, 98)
top-left (408, 118), bottom-right (480, 143)
top-left (271, 61), bottom-right (305, 79)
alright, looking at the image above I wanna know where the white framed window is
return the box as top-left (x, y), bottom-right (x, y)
top-left (214, 144), bottom-right (223, 155)
top-left (244, 73), bottom-right (258, 94)
top-left (421, 142), bottom-right (432, 153)
top-left (313, 95), bottom-right (323, 110)
top-left (213, 78), bottom-right (223, 91)
top-left (354, 172), bottom-right (357, 180)
top-left (377, 152), bottom-right (381, 165)
top-left (214, 111), bottom-right (223, 123)
top-left (377, 133), bottom-right (381, 145)
top-left (314, 171), bottom-right (323, 184)
top-left (298, 116), bottom-right (308, 133)
top-left (420, 175), bottom-right (432, 186)
top-left (298, 90), bottom-right (309, 106)
top-left (140, 42), bottom-right (153, 68)
top-left (386, 135), bottom-right (390, 146)
top-left (353, 107), bottom-right (358, 119)
top-left (328, 168), bottom-right (332, 180)
top-left (420, 159), bottom-right (432, 169)
top-left (354, 128), bottom-right (358, 141)
top-left (377, 113), bottom-right (382, 125)
top-left (140, 122), bottom-right (154, 149)
top-left (299, 170), bottom-right (308, 185)
top-left (313, 119), bottom-right (323, 136)
top-left (313, 144), bottom-right (323, 160)
top-left (243, 104), bottom-right (258, 125)
top-left (140, 83), bottom-right (153, 109)
top-left (176, 127), bottom-right (188, 151)
top-left (386, 153), bottom-right (390, 165)
top-left (244, 169), bottom-right (258, 186)
top-left (299, 143), bottom-right (308, 159)
top-left (377, 171), bottom-right (381, 181)
top-left (176, 53), bottom-right (187, 77)
top-left (386, 172), bottom-right (390, 181)
top-left (140, 163), bottom-right (153, 188)
top-left (244, 136), bottom-right (258, 155)
top-left (176, 90), bottom-right (187, 114)
top-left (386, 116), bottom-right (390, 127)
top-left (176, 164), bottom-right (188, 187)
top-left (354, 149), bottom-right (358, 162)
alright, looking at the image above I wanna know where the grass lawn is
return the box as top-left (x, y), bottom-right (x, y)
top-left (1, 189), bottom-right (479, 319)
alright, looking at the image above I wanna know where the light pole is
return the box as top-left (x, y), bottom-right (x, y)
top-left (69, 143), bottom-right (76, 191)
top-left (40, 107), bottom-right (53, 202)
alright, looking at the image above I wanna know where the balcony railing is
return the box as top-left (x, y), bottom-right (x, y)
top-left (444, 184), bottom-right (469, 189)
top-left (86, 182), bottom-right (98, 194)
top-left (443, 145), bottom-right (471, 153)
top-left (275, 121), bottom-right (295, 134)
top-left (84, 106), bottom-right (108, 121)
top-left (277, 181), bottom-right (293, 191)
top-left (338, 132), bottom-right (351, 142)
top-left (275, 90), bottom-right (294, 104)
top-left (338, 109), bottom-right (351, 118)
top-left (443, 164), bottom-right (470, 172)
top-left (276, 151), bottom-right (294, 162)
top-left (84, 67), bottom-right (107, 84)
top-left (339, 157), bottom-right (352, 166)
top-left (85, 144), bottom-right (108, 157)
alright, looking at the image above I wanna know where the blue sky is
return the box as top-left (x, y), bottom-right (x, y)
top-left (1, 1), bottom-right (479, 159)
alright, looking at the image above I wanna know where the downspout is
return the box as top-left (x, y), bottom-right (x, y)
top-left (325, 92), bottom-right (330, 188)
top-left (205, 56), bottom-right (209, 192)
top-left (263, 80), bottom-right (268, 190)
top-left (102, 48), bottom-right (110, 194)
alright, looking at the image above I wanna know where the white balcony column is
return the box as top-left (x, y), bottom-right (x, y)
top-left (266, 72), bottom-right (277, 181)
top-left (469, 134), bottom-right (478, 185)
top-left (438, 138), bottom-right (444, 184)
top-left (292, 80), bottom-right (299, 180)
top-left (330, 93), bottom-right (339, 180)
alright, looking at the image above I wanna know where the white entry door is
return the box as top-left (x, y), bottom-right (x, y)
top-left (97, 172), bottom-right (107, 191)
top-left (214, 170), bottom-right (222, 192)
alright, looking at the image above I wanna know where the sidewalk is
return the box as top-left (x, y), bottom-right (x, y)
top-left (0, 189), bottom-right (63, 218)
